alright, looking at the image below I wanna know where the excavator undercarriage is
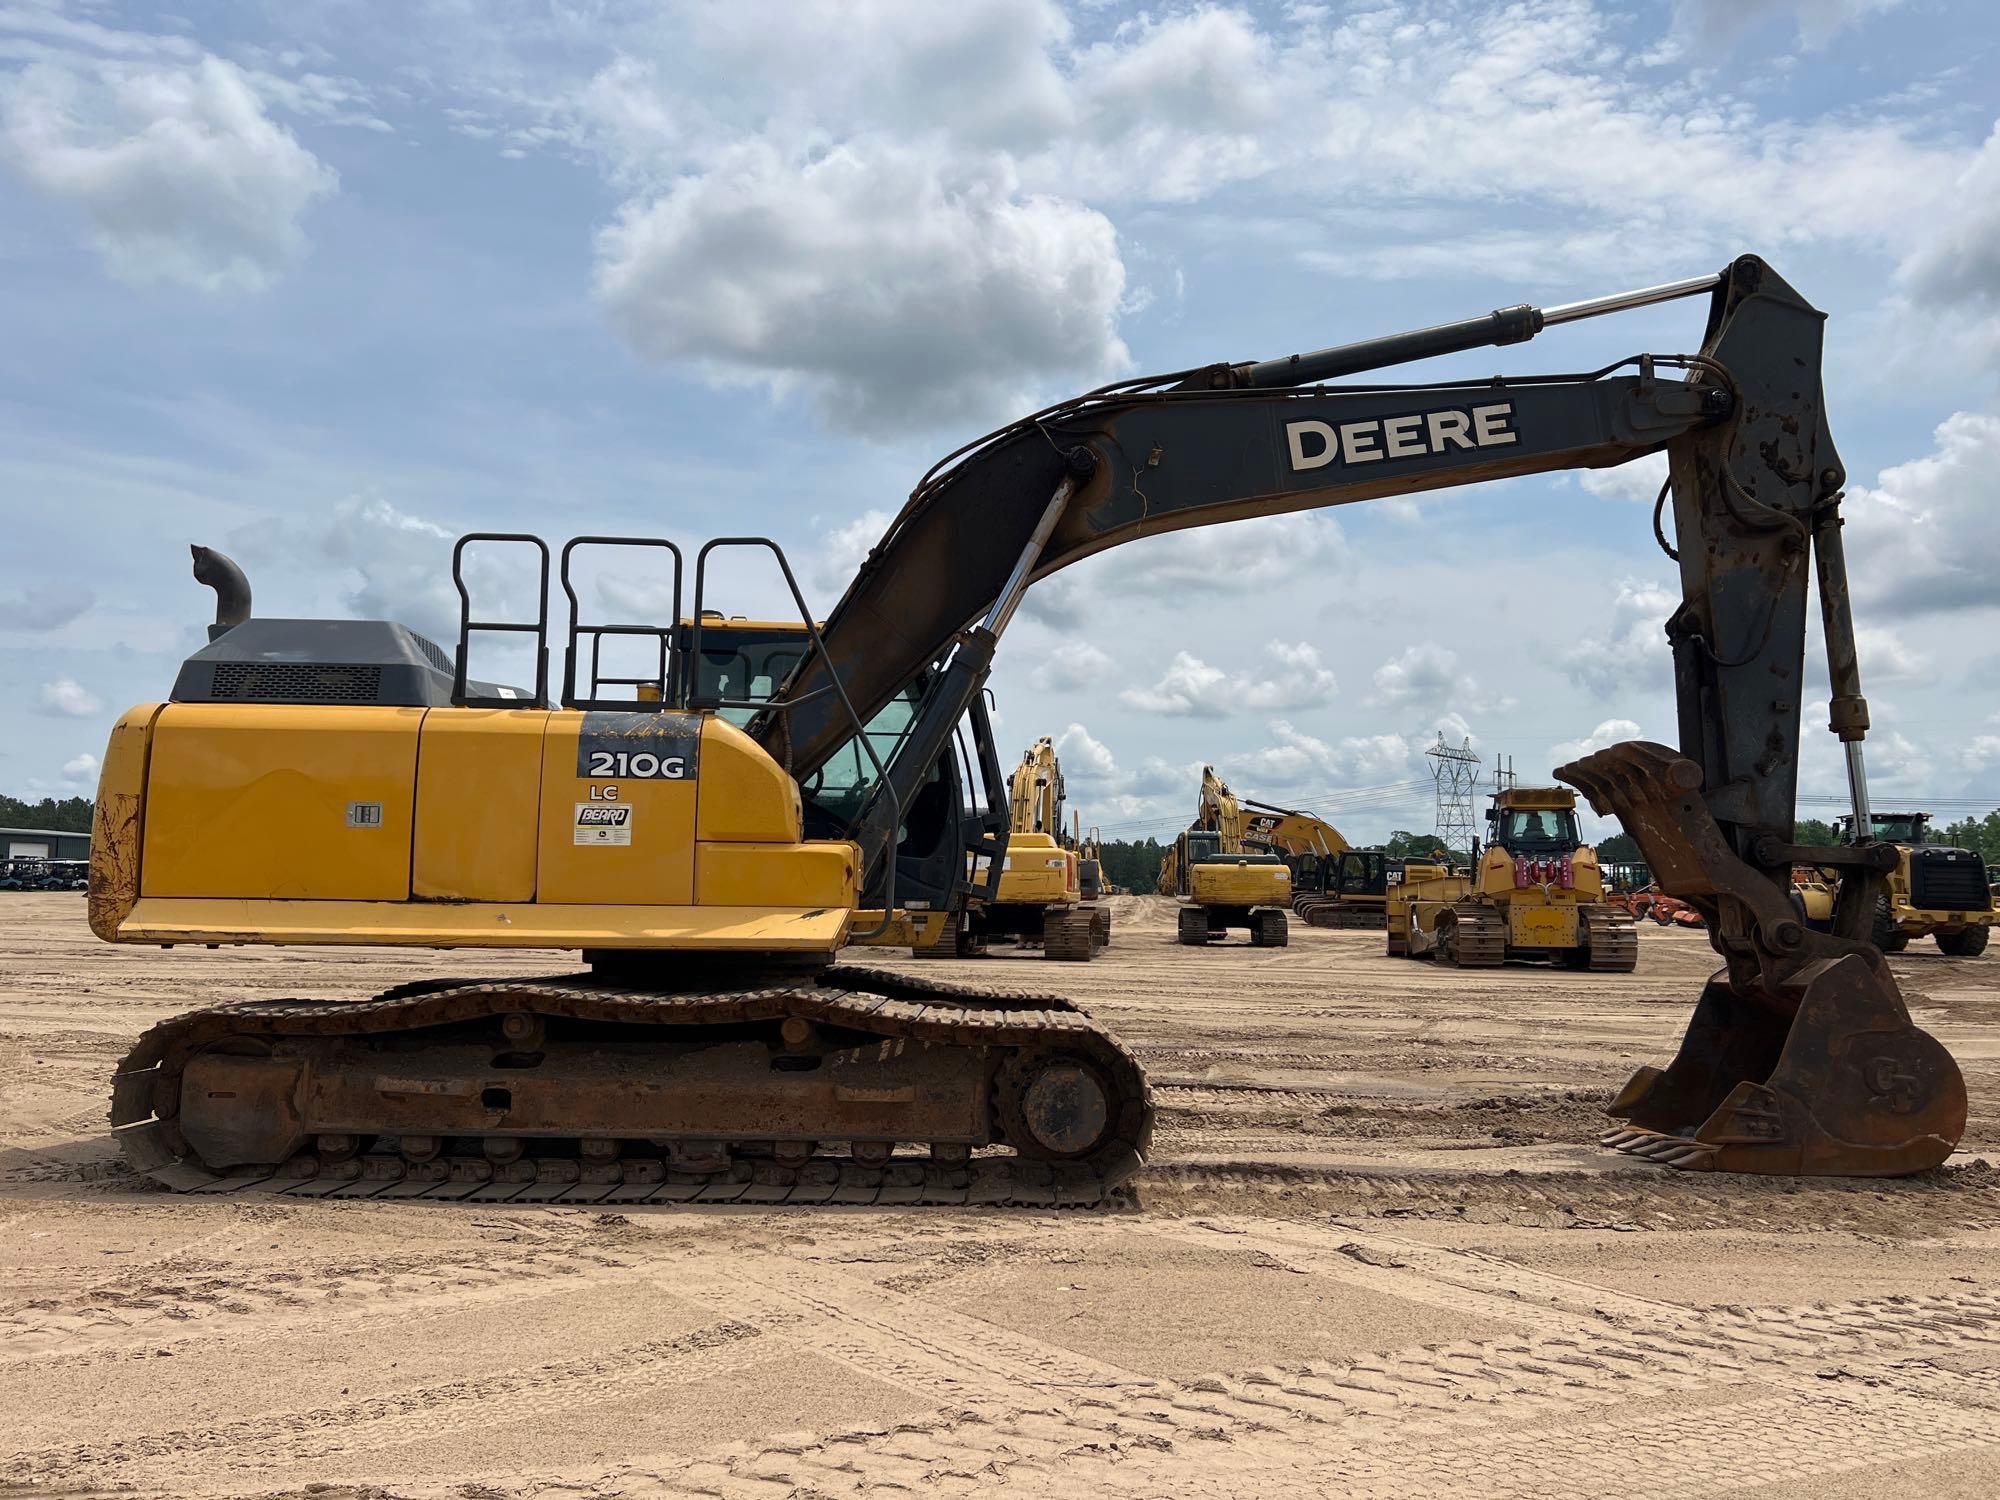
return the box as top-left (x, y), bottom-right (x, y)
top-left (113, 965), bottom-right (1149, 1205)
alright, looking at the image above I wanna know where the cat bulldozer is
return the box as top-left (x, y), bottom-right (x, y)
top-left (95, 256), bottom-right (1966, 1193)
top-left (1387, 787), bottom-right (1637, 970)
top-left (1159, 768), bottom-right (1291, 946)
top-left (1819, 812), bottom-right (1993, 956)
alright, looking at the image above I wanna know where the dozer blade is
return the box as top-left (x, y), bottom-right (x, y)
top-left (1559, 741), bottom-right (1967, 1178)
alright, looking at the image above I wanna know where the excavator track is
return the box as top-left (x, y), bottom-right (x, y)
top-left (1583, 904), bottom-right (1639, 972)
top-left (1436, 902), bottom-right (1507, 967)
top-left (1295, 898), bottom-right (1387, 930)
top-left (109, 965), bottom-right (1151, 1208)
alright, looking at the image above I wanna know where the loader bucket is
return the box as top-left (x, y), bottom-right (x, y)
top-left (1559, 741), bottom-right (1967, 1177)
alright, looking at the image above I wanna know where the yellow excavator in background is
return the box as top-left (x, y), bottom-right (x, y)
top-left (1243, 799), bottom-right (1391, 928)
top-left (1073, 816), bottom-right (1113, 939)
top-left (93, 256), bottom-right (1970, 1193)
top-left (1386, 786), bottom-right (1638, 970)
top-left (1158, 767), bottom-right (1292, 947)
top-left (958, 736), bottom-right (1102, 960)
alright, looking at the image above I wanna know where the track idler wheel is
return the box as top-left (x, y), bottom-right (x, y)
top-left (1603, 954), bottom-right (1966, 1176)
top-left (997, 1054), bottom-right (1114, 1160)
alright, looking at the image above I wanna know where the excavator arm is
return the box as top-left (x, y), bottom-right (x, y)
top-left (749, 254), bottom-right (1963, 1177)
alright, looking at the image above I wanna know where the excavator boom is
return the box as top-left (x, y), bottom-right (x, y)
top-left (753, 255), bottom-right (1962, 1176)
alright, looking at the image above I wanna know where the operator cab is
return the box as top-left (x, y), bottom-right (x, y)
top-left (1486, 789), bottom-right (1582, 856)
top-left (1839, 812), bottom-right (1930, 846)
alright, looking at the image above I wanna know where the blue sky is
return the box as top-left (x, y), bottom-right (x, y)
top-left (3, 0), bottom-right (1998, 843)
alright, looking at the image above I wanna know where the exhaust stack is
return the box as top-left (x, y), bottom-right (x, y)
top-left (190, 545), bottom-right (251, 640)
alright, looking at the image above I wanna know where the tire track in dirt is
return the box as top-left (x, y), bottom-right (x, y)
top-left (0, 1242), bottom-right (639, 1365)
top-left (452, 1283), bottom-right (2000, 1499)
top-left (668, 1255), bottom-right (1158, 1407)
top-left (1136, 1159), bottom-right (2000, 1235)
top-left (4, 1319), bottom-right (766, 1487)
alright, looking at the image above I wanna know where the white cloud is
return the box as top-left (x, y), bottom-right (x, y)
top-left (1662, 0), bottom-right (1906, 54)
top-left (1550, 718), bottom-right (1643, 766)
top-left (1369, 643), bottom-right (1507, 716)
top-left (1120, 650), bottom-right (1229, 718)
top-left (1030, 641), bottom-right (1115, 692)
top-left (1578, 453), bottom-right (1669, 506)
top-left (812, 508), bottom-right (891, 595)
top-left (593, 138), bottom-right (1128, 435)
top-left (1560, 578), bottom-right (1677, 698)
top-left (1239, 640), bottom-right (1338, 711)
top-left (38, 677), bottom-right (101, 717)
top-left (1118, 641), bottom-right (1337, 719)
top-left (1846, 412), bottom-right (2000, 617)
top-left (0, 55), bottom-right (337, 292)
top-left (1853, 625), bottom-right (1929, 685)
top-left (0, 586), bottom-right (95, 631)
top-left (1091, 512), bottom-right (1348, 595)
top-left (1231, 720), bottom-right (1422, 791)
top-left (59, 751), bottom-right (99, 786)
top-left (1054, 721), bottom-right (1117, 780)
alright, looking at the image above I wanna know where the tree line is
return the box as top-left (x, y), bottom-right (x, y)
top-left (0, 795), bottom-right (93, 833)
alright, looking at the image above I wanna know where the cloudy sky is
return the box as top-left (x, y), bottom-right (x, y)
top-left (3, 0), bottom-right (1998, 844)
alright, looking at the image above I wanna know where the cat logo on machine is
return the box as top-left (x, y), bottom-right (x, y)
top-left (574, 803), bottom-right (634, 847)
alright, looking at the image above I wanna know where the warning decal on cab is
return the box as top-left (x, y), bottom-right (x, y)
top-left (574, 803), bottom-right (634, 846)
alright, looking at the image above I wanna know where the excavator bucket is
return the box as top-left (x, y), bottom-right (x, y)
top-left (1559, 742), bottom-right (1966, 1176)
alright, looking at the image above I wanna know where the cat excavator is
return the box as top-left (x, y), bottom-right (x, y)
top-left (958, 736), bottom-right (1103, 960)
top-left (1243, 799), bottom-right (1391, 928)
top-left (1159, 767), bottom-right (1293, 946)
top-left (94, 255), bottom-right (1965, 1198)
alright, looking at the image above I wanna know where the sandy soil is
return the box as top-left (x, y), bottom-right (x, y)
top-left (2, 891), bottom-right (1997, 1498)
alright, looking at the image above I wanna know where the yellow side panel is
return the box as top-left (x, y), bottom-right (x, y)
top-left (695, 717), bottom-right (801, 843)
top-left (119, 897), bottom-right (848, 951)
top-left (141, 704), bottom-right (422, 901)
top-left (414, 710), bottom-right (548, 902)
top-left (88, 703), bottom-right (165, 940)
top-left (538, 713), bottom-right (696, 905)
top-left (1190, 864), bottom-right (1290, 905)
top-left (997, 833), bottom-right (1071, 904)
top-left (696, 842), bottom-right (855, 910)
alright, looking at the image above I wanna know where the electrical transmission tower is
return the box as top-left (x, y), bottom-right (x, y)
top-left (1427, 732), bottom-right (1482, 855)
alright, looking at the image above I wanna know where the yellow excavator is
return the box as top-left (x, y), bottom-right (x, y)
top-left (957, 736), bottom-right (1101, 960)
top-left (95, 257), bottom-right (1967, 1194)
top-left (1386, 786), bottom-right (1638, 970)
top-left (1158, 767), bottom-right (1292, 947)
top-left (1243, 799), bottom-right (1391, 928)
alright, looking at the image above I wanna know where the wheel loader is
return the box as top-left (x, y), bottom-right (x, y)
top-left (1387, 787), bottom-right (1637, 970)
top-left (1160, 768), bottom-right (1291, 946)
top-left (94, 256), bottom-right (1968, 1195)
top-left (1798, 812), bottom-right (1994, 956)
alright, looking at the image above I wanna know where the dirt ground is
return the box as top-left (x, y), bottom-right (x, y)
top-left (3, 891), bottom-right (1998, 1499)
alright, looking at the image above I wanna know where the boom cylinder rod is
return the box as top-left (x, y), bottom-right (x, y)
top-left (981, 474), bottom-right (1077, 638)
top-left (1231, 270), bottom-right (1725, 390)
top-left (1811, 497), bottom-right (1874, 835)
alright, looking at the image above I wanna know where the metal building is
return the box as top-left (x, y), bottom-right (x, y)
top-left (2, 826), bottom-right (91, 860)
